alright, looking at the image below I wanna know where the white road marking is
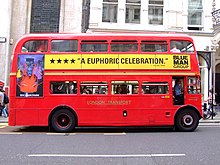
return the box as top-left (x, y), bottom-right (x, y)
top-left (104, 132), bottom-right (126, 136)
top-left (46, 133), bottom-right (67, 136)
top-left (199, 125), bottom-right (220, 128)
top-left (0, 132), bottom-right (22, 135)
top-left (199, 123), bottom-right (220, 126)
top-left (28, 153), bottom-right (186, 158)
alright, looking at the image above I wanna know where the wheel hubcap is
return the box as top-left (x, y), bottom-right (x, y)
top-left (57, 114), bottom-right (70, 128)
top-left (182, 115), bottom-right (193, 126)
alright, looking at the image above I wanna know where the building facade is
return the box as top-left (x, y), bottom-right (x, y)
top-left (0, 0), bottom-right (220, 103)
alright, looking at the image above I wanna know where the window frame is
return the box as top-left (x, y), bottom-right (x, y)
top-left (50, 81), bottom-right (78, 95)
top-left (21, 40), bottom-right (49, 53)
top-left (80, 81), bottom-right (108, 95)
top-left (187, 76), bottom-right (201, 94)
top-left (80, 40), bottom-right (108, 53)
top-left (187, 0), bottom-right (203, 30)
top-left (51, 39), bottom-right (78, 53)
top-left (111, 80), bottom-right (139, 95)
top-left (102, 0), bottom-right (118, 23)
top-left (148, 0), bottom-right (164, 25)
top-left (125, 0), bottom-right (141, 24)
top-left (141, 40), bottom-right (168, 52)
top-left (142, 81), bottom-right (169, 94)
top-left (110, 40), bottom-right (138, 52)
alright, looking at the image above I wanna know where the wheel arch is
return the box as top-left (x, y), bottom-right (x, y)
top-left (174, 105), bottom-right (202, 122)
top-left (48, 105), bottom-right (78, 128)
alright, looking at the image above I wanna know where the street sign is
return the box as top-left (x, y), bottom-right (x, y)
top-left (0, 37), bottom-right (7, 43)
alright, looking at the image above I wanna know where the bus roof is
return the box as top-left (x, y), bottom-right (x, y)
top-left (18, 33), bottom-right (193, 41)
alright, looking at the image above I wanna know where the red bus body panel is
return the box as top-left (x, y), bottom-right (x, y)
top-left (9, 33), bottom-right (202, 128)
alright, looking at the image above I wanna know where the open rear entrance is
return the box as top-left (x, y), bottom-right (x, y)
top-left (172, 76), bottom-right (184, 105)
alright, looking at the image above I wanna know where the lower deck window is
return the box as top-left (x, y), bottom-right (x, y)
top-left (80, 82), bottom-right (108, 94)
top-left (187, 77), bottom-right (201, 94)
top-left (50, 81), bottom-right (77, 94)
top-left (111, 81), bottom-right (139, 94)
top-left (142, 82), bottom-right (169, 94)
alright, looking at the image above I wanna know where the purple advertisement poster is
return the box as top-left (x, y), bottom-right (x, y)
top-left (16, 54), bottom-right (44, 97)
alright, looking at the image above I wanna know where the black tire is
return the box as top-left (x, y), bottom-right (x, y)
top-left (175, 109), bottom-right (199, 132)
top-left (51, 109), bottom-right (76, 133)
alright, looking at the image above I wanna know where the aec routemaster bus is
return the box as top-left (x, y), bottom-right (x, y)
top-left (9, 33), bottom-right (202, 132)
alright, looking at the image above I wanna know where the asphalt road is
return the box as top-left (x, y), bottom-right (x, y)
top-left (0, 124), bottom-right (220, 165)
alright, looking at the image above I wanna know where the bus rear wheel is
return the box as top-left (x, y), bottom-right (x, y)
top-left (175, 109), bottom-right (199, 132)
top-left (51, 109), bottom-right (76, 133)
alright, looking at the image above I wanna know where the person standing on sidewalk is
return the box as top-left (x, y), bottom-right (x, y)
top-left (0, 86), bottom-right (9, 118)
top-left (0, 86), bottom-right (4, 116)
top-left (206, 89), bottom-right (216, 110)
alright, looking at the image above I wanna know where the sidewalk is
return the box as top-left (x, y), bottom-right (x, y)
top-left (201, 105), bottom-right (220, 123)
top-left (200, 113), bottom-right (220, 123)
top-left (0, 116), bottom-right (8, 123)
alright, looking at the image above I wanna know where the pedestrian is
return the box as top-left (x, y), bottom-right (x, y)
top-left (206, 89), bottom-right (216, 110)
top-left (0, 86), bottom-right (4, 116)
top-left (0, 86), bottom-right (9, 118)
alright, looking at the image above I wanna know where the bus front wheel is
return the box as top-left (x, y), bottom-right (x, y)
top-left (51, 109), bottom-right (76, 133)
top-left (175, 109), bottom-right (199, 132)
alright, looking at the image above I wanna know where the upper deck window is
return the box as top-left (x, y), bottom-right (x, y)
top-left (51, 40), bottom-right (78, 52)
top-left (21, 40), bottom-right (48, 52)
top-left (81, 40), bottom-right (108, 52)
top-left (111, 40), bottom-right (138, 52)
top-left (170, 40), bottom-right (194, 53)
top-left (141, 41), bottom-right (167, 52)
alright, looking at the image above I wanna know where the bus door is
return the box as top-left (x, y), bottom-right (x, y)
top-left (173, 76), bottom-right (184, 105)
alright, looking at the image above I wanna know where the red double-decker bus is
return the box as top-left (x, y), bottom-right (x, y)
top-left (9, 33), bottom-right (202, 132)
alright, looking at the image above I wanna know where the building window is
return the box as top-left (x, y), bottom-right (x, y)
top-left (30, 0), bottom-right (61, 33)
top-left (102, 0), bottom-right (118, 23)
top-left (125, 0), bottom-right (141, 24)
top-left (148, 0), bottom-right (164, 25)
top-left (188, 0), bottom-right (203, 31)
